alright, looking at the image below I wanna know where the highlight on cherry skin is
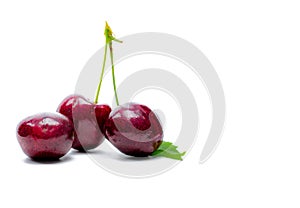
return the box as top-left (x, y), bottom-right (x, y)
top-left (57, 94), bottom-right (111, 151)
top-left (16, 112), bottom-right (74, 161)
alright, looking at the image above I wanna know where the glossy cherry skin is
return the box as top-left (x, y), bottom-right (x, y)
top-left (95, 104), bottom-right (111, 137)
top-left (105, 102), bottom-right (163, 157)
top-left (57, 95), bottom-right (110, 151)
top-left (16, 113), bottom-right (74, 160)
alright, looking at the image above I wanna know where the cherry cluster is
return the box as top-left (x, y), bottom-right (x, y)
top-left (16, 22), bottom-right (184, 162)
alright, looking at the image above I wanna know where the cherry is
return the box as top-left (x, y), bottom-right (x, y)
top-left (16, 112), bottom-right (74, 160)
top-left (105, 103), bottom-right (163, 157)
top-left (95, 104), bottom-right (111, 137)
top-left (57, 95), bottom-right (109, 151)
top-left (100, 22), bottom-right (185, 160)
top-left (56, 23), bottom-right (115, 152)
top-left (100, 23), bottom-right (164, 156)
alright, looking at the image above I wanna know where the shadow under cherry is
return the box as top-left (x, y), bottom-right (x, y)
top-left (23, 155), bottom-right (74, 165)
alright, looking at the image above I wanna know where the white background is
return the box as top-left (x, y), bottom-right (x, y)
top-left (1, 0), bottom-right (300, 207)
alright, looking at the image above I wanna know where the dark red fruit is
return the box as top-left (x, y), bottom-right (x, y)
top-left (105, 102), bottom-right (163, 157)
top-left (57, 95), bottom-right (110, 151)
top-left (16, 112), bottom-right (74, 160)
top-left (95, 104), bottom-right (111, 137)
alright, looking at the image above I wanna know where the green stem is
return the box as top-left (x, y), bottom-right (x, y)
top-left (94, 43), bottom-right (108, 104)
top-left (94, 21), bottom-right (122, 105)
top-left (109, 42), bottom-right (119, 106)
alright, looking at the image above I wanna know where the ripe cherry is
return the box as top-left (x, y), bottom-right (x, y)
top-left (105, 102), bottom-right (163, 156)
top-left (16, 112), bottom-right (74, 160)
top-left (57, 95), bottom-right (110, 151)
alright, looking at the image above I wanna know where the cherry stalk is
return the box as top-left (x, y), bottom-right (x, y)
top-left (94, 22), bottom-right (122, 105)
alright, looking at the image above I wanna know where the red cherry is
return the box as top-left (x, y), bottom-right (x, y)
top-left (16, 112), bottom-right (74, 160)
top-left (105, 102), bottom-right (163, 157)
top-left (57, 95), bottom-right (110, 151)
top-left (95, 104), bottom-right (111, 137)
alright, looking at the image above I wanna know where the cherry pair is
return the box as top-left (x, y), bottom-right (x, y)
top-left (57, 94), bottom-right (163, 157)
top-left (16, 95), bottom-right (111, 160)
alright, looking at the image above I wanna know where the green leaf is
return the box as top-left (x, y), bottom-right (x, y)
top-left (151, 141), bottom-right (186, 161)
